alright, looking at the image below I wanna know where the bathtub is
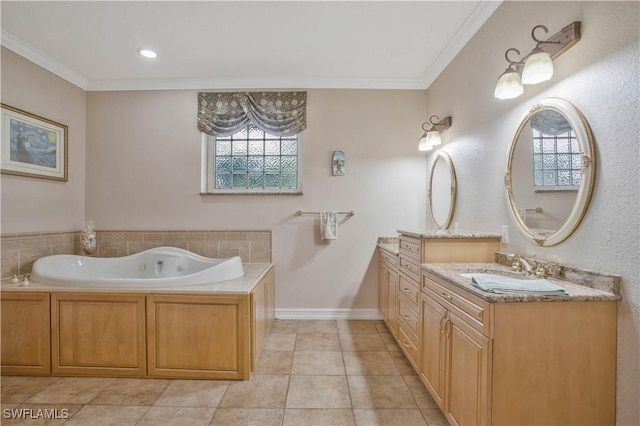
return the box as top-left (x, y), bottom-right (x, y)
top-left (30, 247), bottom-right (244, 288)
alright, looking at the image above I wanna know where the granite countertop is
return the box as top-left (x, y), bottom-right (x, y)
top-left (422, 263), bottom-right (621, 303)
top-left (377, 236), bottom-right (399, 255)
top-left (398, 229), bottom-right (501, 240)
top-left (1, 263), bottom-right (272, 295)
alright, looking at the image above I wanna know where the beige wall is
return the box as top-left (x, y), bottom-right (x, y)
top-left (85, 89), bottom-right (428, 311)
top-left (424, 2), bottom-right (639, 423)
top-left (0, 47), bottom-right (87, 233)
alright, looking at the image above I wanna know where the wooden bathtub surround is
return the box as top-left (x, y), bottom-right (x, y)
top-left (0, 264), bottom-right (275, 380)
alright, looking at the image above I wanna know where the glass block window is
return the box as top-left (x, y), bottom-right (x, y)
top-left (204, 125), bottom-right (301, 193)
top-left (532, 127), bottom-right (581, 190)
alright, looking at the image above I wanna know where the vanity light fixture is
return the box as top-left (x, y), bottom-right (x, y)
top-left (137, 48), bottom-right (158, 58)
top-left (418, 115), bottom-right (452, 152)
top-left (494, 21), bottom-right (581, 100)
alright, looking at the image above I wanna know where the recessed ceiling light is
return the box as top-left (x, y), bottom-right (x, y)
top-left (137, 48), bottom-right (157, 58)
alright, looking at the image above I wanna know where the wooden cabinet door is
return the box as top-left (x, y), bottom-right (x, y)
top-left (252, 274), bottom-right (267, 368)
top-left (387, 270), bottom-right (398, 338)
top-left (1, 292), bottom-right (51, 375)
top-left (147, 293), bottom-right (250, 380)
top-left (378, 259), bottom-right (388, 319)
top-left (420, 293), bottom-right (447, 409)
top-left (265, 267), bottom-right (275, 333)
top-left (445, 312), bottom-right (492, 426)
top-left (51, 293), bottom-right (146, 376)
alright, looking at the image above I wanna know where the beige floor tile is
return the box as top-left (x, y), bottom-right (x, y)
top-left (297, 320), bottom-right (338, 334)
top-left (270, 319), bottom-right (299, 333)
top-left (219, 375), bottom-right (289, 408)
top-left (337, 320), bottom-right (381, 334)
top-left (154, 380), bottom-right (229, 408)
top-left (402, 376), bottom-right (439, 410)
top-left (254, 351), bottom-right (293, 375)
top-left (1, 376), bottom-right (61, 404)
top-left (376, 322), bottom-right (391, 333)
top-left (0, 403), bottom-right (82, 425)
top-left (27, 377), bottom-right (114, 405)
top-left (353, 408), bottom-right (427, 425)
top-left (210, 408), bottom-right (284, 425)
top-left (291, 351), bottom-right (345, 375)
top-left (283, 408), bottom-right (355, 425)
top-left (380, 333), bottom-right (401, 352)
top-left (390, 351), bottom-right (417, 375)
top-left (294, 333), bottom-right (341, 351)
top-left (264, 332), bottom-right (297, 351)
top-left (137, 406), bottom-right (215, 425)
top-left (343, 351), bottom-right (400, 376)
top-left (348, 376), bottom-right (417, 409)
top-left (63, 404), bottom-right (149, 425)
top-left (340, 333), bottom-right (387, 351)
top-left (421, 408), bottom-right (448, 426)
top-left (91, 378), bottom-right (172, 406)
top-left (285, 375), bottom-right (351, 409)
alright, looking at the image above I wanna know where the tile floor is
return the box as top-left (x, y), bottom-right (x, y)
top-left (1, 320), bottom-right (448, 425)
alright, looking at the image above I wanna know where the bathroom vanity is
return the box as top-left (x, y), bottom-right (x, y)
top-left (0, 264), bottom-right (275, 380)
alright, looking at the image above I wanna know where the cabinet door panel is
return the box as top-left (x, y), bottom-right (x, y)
top-left (387, 270), bottom-right (398, 337)
top-left (446, 313), bottom-right (492, 426)
top-left (420, 294), bottom-right (447, 410)
top-left (378, 259), bottom-right (388, 318)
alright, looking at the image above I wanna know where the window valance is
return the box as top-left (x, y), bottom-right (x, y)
top-left (197, 91), bottom-right (307, 137)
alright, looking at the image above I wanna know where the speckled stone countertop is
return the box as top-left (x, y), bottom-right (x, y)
top-left (377, 237), bottom-right (399, 256)
top-left (398, 229), bottom-right (501, 240)
top-left (422, 263), bottom-right (621, 303)
top-left (1, 263), bottom-right (272, 295)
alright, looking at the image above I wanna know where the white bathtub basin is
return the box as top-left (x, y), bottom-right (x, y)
top-left (31, 247), bottom-right (244, 288)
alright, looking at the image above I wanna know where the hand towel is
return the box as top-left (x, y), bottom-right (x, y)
top-left (460, 273), bottom-right (568, 296)
top-left (319, 211), bottom-right (338, 240)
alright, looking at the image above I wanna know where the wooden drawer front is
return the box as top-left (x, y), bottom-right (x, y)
top-left (379, 249), bottom-right (398, 268)
top-left (423, 273), bottom-right (492, 337)
top-left (398, 323), bottom-right (419, 370)
top-left (398, 294), bottom-right (419, 337)
top-left (398, 274), bottom-right (420, 308)
top-left (399, 236), bottom-right (421, 260)
top-left (399, 256), bottom-right (421, 282)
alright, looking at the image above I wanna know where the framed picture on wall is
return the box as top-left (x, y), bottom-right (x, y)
top-left (1, 103), bottom-right (68, 182)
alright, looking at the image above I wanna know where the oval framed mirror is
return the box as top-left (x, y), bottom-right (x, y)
top-left (429, 151), bottom-right (457, 230)
top-left (505, 98), bottom-right (596, 246)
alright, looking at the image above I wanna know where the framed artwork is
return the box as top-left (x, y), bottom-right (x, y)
top-left (1, 104), bottom-right (68, 181)
top-left (332, 150), bottom-right (345, 176)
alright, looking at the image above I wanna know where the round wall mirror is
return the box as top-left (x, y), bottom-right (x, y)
top-left (505, 98), bottom-right (596, 246)
top-left (429, 151), bottom-right (457, 230)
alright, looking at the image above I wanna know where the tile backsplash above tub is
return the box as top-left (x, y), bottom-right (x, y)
top-left (1, 230), bottom-right (272, 278)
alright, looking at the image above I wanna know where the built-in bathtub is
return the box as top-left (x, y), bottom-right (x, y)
top-left (30, 247), bottom-right (244, 288)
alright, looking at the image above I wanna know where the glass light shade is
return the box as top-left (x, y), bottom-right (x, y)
top-left (494, 68), bottom-right (524, 100)
top-left (418, 135), bottom-right (433, 151)
top-left (522, 49), bottom-right (553, 84)
top-left (425, 130), bottom-right (442, 147)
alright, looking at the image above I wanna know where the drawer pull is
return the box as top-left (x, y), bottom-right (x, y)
top-left (441, 292), bottom-right (452, 301)
top-left (403, 288), bottom-right (411, 293)
top-left (405, 264), bottom-right (413, 270)
top-left (402, 339), bottom-right (410, 348)
top-left (402, 314), bottom-right (410, 320)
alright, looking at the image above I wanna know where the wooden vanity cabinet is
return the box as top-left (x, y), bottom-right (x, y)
top-left (378, 248), bottom-right (398, 338)
top-left (420, 271), bottom-right (616, 425)
top-left (251, 265), bottom-right (275, 369)
top-left (1, 292), bottom-right (51, 375)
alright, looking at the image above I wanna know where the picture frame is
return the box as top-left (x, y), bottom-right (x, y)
top-left (332, 150), bottom-right (345, 176)
top-left (1, 103), bottom-right (68, 182)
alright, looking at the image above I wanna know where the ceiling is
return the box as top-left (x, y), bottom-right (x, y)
top-left (1, 1), bottom-right (500, 91)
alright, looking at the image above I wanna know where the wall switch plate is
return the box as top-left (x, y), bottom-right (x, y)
top-left (501, 225), bottom-right (510, 244)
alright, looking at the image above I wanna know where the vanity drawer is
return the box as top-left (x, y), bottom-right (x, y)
top-left (399, 236), bottom-right (421, 260)
top-left (398, 274), bottom-right (420, 308)
top-left (379, 249), bottom-right (398, 268)
top-left (398, 294), bottom-right (419, 336)
top-left (399, 256), bottom-right (421, 282)
top-left (398, 323), bottom-right (419, 370)
top-left (423, 272), bottom-right (493, 337)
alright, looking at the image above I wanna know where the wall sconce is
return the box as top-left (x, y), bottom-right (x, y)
top-left (418, 115), bottom-right (452, 151)
top-left (494, 21), bottom-right (581, 100)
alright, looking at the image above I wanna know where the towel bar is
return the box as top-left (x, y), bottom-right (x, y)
top-left (295, 210), bottom-right (355, 216)
top-left (525, 207), bottom-right (543, 213)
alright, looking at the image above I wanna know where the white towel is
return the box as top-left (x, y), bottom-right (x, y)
top-left (319, 211), bottom-right (338, 240)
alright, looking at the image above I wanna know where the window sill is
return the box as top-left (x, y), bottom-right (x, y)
top-left (200, 191), bottom-right (303, 196)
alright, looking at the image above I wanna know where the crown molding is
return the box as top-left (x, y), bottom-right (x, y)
top-left (1, 29), bottom-right (89, 90)
top-left (420, 0), bottom-right (502, 88)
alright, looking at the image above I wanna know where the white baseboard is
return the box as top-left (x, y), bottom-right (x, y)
top-left (275, 308), bottom-right (383, 320)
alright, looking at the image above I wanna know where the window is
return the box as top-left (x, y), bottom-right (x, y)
top-left (532, 127), bottom-right (581, 191)
top-left (202, 124), bottom-right (301, 194)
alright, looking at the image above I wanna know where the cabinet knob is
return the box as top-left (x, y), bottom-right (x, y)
top-left (441, 292), bottom-right (452, 301)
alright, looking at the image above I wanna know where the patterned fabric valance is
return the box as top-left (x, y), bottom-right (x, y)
top-left (197, 91), bottom-right (307, 137)
top-left (531, 109), bottom-right (572, 136)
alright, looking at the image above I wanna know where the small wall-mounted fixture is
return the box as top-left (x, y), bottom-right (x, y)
top-left (418, 115), bottom-right (452, 151)
top-left (494, 21), bottom-right (581, 100)
top-left (137, 48), bottom-right (158, 58)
